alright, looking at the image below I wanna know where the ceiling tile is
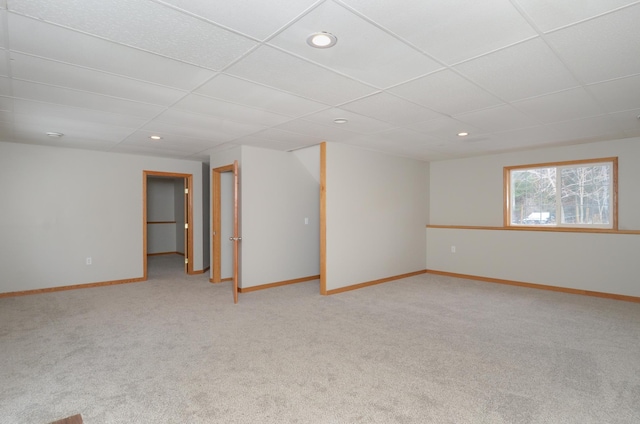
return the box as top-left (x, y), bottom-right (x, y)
top-left (0, 49), bottom-right (8, 77)
top-left (389, 69), bottom-right (503, 115)
top-left (224, 45), bottom-right (377, 105)
top-left (455, 104), bottom-right (540, 133)
top-left (12, 112), bottom-right (135, 141)
top-left (301, 108), bottom-right (395, 134)
top-left (409, 116), bottom-right (485, 141)
top-left (342, 0), bottom-right (537, 64)
top-left (479, 126), bottom-right (564, 152)
top-left (10, 53), bottom-right (188, 105)
top-left (0, 9), bottom-right (6, 49)
top-left (110, 144), bottom-right (196, 159)
top-left (11, 80), bottom-right (166, 118)
top-left (156, 0), bottom-right (319, 40)
top-left (587, 74), bottom-right (640, 114)
top-left (244, 127), bottom-right (325, 146)
top-left (513, 87), bottom-right (605, 124)
top-left (8, 14), bottom-right (216, 90)
top-left (455, 38), bottom-right (580, 102)
top-left (268, 1), bottom-right (442, 88)
top-left (514, 0), bottom-right (638, 32)
top-left (0, 96), bottom-right (13, 112)
top-left (345, 129), bottom-right (451, 161)
top-left (149, 109), bottom-right (265, 141)
top-left (118, 130), bottom-right (223, 152)
top-left (0, 109), bottom-right (12, 123)
top-left (230, 135), bottom-right (317, 152)
top-left (545, 4), bottom-right (640, 84)
top-left (10, 0), bottom-right (258, 70)
top-left (196, 74), bottom-right (328, 117)
top-left (274, 118), bottom-right (359, 142)
top-left (0, 121), bottom-right (15, 140)
top-left (11, 121), bottom-right (125, 150)
top-left (174, 94), bottom-right (292, 127)
top-left (0, 75), bottom-right (10, 95)
top-left (340, 92), bottom-right (442, 125)
top-left (13, 99), bottom-right (148, 129)
top-left (546, 114), bottom-right (627, 142)
top-left (608, 109), bottom-right (640, 135)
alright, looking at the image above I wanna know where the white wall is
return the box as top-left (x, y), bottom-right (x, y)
top-left (209, 145), bottom-right (320, 288)
top-left (324, 143), bottom-right (429, 292)
top-left (0, 141), bottom-right (205, 293)
top-left (427, 137), bottom-right (640, 297)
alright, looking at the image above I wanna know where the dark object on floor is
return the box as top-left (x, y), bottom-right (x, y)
top-left (49, 414), bottom-right (83, 424)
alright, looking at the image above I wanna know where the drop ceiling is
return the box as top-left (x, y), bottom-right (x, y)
top-left (1, 0), bottom-right (639, 162)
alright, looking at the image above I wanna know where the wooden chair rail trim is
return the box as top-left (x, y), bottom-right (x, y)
top-left (426, 270), bottom-right (640, 303)
top-left (238, 275), bottom-right (320, 293)
top-left (426, 224), bottom-right (640, 235)
top-left (325, 270), bottom-right (427, 295)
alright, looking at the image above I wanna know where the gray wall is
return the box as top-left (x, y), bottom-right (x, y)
top-left (0, 141), bottom-right (205, 293)
top-left (209, 145), bottom-right (320, 289)
top-left (324, 142), bottom-right (430, 292)
top-left (427, 137), bottom-right (640, 297)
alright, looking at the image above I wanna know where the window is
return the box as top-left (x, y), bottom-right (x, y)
top-left (505, 158), bottom-right (617, 229)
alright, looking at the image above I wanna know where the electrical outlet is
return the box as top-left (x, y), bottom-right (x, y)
top-left (450, 246), bottom-right (456, 253)
top-left (86, 257), bottom-right (92, 265)
top-left (304, 217), bottom-right (309, 225)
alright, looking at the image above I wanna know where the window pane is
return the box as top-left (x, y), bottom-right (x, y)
top-left (511, 167), bottom-right (556, 225)
top-left (560, 164), bottom-right (611, 225)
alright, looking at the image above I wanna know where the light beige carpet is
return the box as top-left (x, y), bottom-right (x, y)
top-left (1, 254), bottom-right (639, 423)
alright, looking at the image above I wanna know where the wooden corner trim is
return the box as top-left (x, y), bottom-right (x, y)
top-left (238, 275), bottom-right (320, 293)
top-left (325, 270), bottom-right (427, 295)
top-left (0, 277), bottom-right (147, 298)
top-left (425, 270), bottom-right (640, 303)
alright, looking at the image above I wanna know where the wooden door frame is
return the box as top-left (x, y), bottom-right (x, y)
top-left (143, 170), bottom-right (194, 279)
top-left (210, 164), bottom-right (234, 284)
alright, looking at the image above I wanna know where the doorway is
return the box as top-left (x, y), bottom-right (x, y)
top-left (211, 161), bottom-right (240, 303)
top-left (143, 171), bottom-right (194, 279)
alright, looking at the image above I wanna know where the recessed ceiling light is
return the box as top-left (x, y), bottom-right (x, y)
top-left (46, 132), bottom-right (64, 138)
top-left (307, 32), bottom-right (337, 49)
top-left (457, 132), bottom-right (469, 137)
top-left (149, 135), bottom-right (162, 140)
top-left (333, 118), bottom-right (348, 124)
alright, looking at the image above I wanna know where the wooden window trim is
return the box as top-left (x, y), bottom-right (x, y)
top-left (504, 157), bottom-right (618, 231)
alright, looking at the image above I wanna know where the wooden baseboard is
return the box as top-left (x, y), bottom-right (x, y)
top-left (209, 277), bottom-right (232, 284)
top-left (325, 270), bottom-right (427, 295)
top-left (426, 270), bottom-right (640, 303)
top-left (0, 277), bottom-right (146, 298)
top-left (238, 275), bottom-right (320, 293)
top-left (190, 266), bottom-right (210, 275)
top-left (147, 251), bottom-right (182, 256)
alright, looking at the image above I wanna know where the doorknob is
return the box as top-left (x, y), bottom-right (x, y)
top-left (229, 237), bottom-right (242, 241)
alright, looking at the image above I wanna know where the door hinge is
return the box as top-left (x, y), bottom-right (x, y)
top-left (185, 258), bottom-right (189, 264)
top-left (184, 188), bottom-right (189, 194)
top-left (185, 223), bottom-right (188, 229)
